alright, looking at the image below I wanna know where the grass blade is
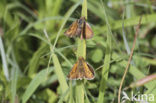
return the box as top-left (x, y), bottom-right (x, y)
top-left (75, 0), bottom-right (87, 103)
top-left (96, 13), bottom-right (156, 33)
top-left (10, 67), bottom-right (18, 103)
top-left (10, 51), bottom-right (20, 103)
top-left (76, 81), bottom-right (84, 103)
top-left (52, 0), bottom-right (81, 52)
top-left (58, 88), bottom-right (70, 103)
top-left (97, 0), bottom-right (112, 103)
top-left (22, 67), bottom-right (53, 103)
top-left (52, 54), bottom-right (69, 94)
top-left (0, 36), bottom-right (9, 81)
top-left (43, 28), bottom-right (69, 101)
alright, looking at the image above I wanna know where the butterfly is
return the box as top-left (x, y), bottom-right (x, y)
top-left (64, 17), bottom-right (94, 39)
top-left (67, 57), bottom-right (95, 80)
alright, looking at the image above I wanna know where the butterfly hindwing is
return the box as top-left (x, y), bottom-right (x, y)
top-left (84, 22), bottom-right (94, 39)
top-left (83, 61), bottom-right (95, 80)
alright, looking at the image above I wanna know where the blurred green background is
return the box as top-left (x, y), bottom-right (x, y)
top-left (0, 0), bottom-right (156, 103)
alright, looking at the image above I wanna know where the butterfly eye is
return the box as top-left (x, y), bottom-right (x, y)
top-left (78, 19), bottom-right (83, 25)
top-left (78, 17), bottom-right (85, 24)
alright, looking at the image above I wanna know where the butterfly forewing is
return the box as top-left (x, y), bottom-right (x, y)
top-left (64, 20), bottom-right (78, 37)
top-left (67, 63), bottom-right (78, 80)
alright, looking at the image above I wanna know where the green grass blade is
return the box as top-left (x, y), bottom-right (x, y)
top-left (28, 45), bottom-right (49, 76)
top-left (84, 86), bottom-right (91, 103)
top-left (75, 0), bottom-right (87, 103)
top-left (52, 54), bottom-right (69, 99)
top-left (122, 13), bottom-right (135, 65)
top-left (22, 67), bottom-right (53, 103)
top-left (52, 1), bottom-right (81, 52)
top-left (69, 81), bottom-right (75, 103)
top-left (45, 0), bottom-right (63, 30)
top-left (112, 53), bottom-right (156, 89)
top-left (10, 67), bottom-right (18, 103)
top-left (97, 0), bottom-right (112, 103)
top-left (76, 81), bottom-right (84, 103)
top-left (81, 0), bottom-right (87, 19)
top-left (0, 36), bottom-right (9, 81)
top-left (43, 28), bottom-right (69, 101)
top-left (10, 51), bottom-right (20, 103)
top-left (77, 39), bottom-right (86, 59)
top-left (122, 12), bottom-right (131, 55)
top-left (28, 32), bottom-right (73, 71)
top-left (55, 49), bottom-right (73, 67)
top-left (96, 13), bottom-right (156, 33)
top-left (58, 88), bottom-right (70, 103)
top-left (51, 53), bottom-right (69, 102)
top-left (145, 86), bottom-right (156, 103)
top-left (113, 53), bottom-right (156, 103)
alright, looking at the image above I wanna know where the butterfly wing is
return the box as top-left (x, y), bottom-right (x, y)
top-left (64, 20), bottom-right (78, 37)
top-left (84, 22), bottom-right (94, 39)
top-left (67, 62), bottom-right (78, 80)
top-left (83, 61), bottom-right (95, 80)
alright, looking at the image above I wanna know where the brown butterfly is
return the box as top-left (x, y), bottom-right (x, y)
top-left (67, 57), bottom-right (95, 80)
top-left (64, 17), bottom-right (94, 39)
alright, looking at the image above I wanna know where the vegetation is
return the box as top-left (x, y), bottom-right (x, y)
top-left (0, 0), bottom-right (156, 103)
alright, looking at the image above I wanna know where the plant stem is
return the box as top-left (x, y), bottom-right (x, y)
top-left (76, 0), bottom-right (87, 103)
top-left (118, 17), bottom-right (142, 103)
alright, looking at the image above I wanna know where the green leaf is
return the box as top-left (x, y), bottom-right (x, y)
top-left (91, 49), bottom-right (103, 63)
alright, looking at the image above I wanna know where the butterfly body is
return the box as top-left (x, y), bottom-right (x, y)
top-left (67, 57), bottom-right (95, 80)
top-left (64, 17), bottom-right (93, 39)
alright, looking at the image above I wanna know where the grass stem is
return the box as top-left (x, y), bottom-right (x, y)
top-left (75, 0), bottom-right (87, 103)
